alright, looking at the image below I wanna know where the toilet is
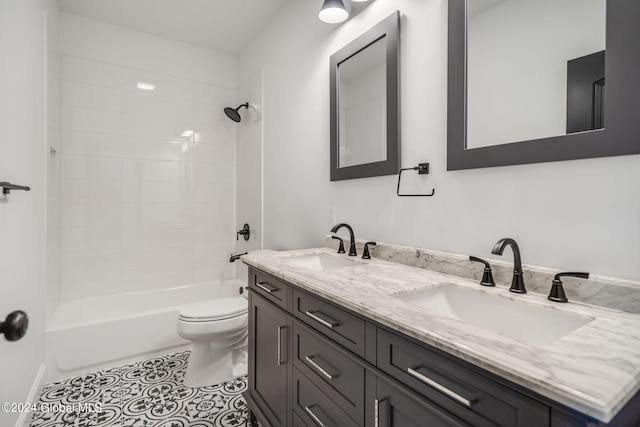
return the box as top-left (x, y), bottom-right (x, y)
top-left (176, 293), bottom-right (248, 388)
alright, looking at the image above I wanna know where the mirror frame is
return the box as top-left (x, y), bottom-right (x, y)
top-left (447, 0), bottom-right (640, 171)
top-left (330, 11), bottom-right (400, 181)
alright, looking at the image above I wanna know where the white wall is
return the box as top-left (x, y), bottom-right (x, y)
top-left (0, 0), bottom-right (54, 424)
top-left (240, 0), bottom-right (640, 281)
top-left (467, 0), bottom-right (606, 148)
top-left (56, 13), bottom-right (239, 299)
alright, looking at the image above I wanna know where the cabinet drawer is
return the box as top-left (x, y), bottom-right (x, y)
top-left (377, 329), bottom-right (549, 427)
top-left (250, 268), bottom-right (289, 309)
top-left (293, 367), bottom-right (360, 427)
top-left (293, 288), bottom-right (366, 357)
top-left (293, 321), bottom-right (365, 423)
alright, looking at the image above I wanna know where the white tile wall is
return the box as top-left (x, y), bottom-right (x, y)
top-left (59, 55), bottom-right (237, 300)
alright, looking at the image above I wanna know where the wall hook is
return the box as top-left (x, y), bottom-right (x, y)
top-left (396, 163), bottom-right (435, 197)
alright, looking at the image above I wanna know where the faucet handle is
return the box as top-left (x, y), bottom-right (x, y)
top-left (362, 242), bottom-right (377, 259)
top-left (469, 256), bottom-right (495, 287)
top-left (548, 272), bottom-right (589, 303)
top-left (331, 236), bottom-right (346, 254)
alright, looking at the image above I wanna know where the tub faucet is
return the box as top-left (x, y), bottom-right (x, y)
top-left (330, 223), bottom-right (357, 256)
top-left (491, 238), bottom-right (526, 293)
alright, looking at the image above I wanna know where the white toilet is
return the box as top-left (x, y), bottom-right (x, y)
top-left (176, 294), bottom-right (248, 388)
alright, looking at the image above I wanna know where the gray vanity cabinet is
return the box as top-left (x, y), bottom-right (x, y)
top-left (247, 292), bottom-right (291, 426)
top-left (373, 375), bottom-right (470, 426)
top-left (244, 266), bottom-right (637, 427)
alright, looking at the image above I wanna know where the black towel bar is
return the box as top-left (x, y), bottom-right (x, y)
top-left (0, 182), bottom-right (31, 195)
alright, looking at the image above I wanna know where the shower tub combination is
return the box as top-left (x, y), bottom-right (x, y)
top-left (44, 280), bottom-right (246, 382)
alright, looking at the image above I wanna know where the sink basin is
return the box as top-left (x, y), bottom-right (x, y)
top-left (281, 253), bottom-right (360, 271)
top-left (395, 284), bottom-right (593, 345)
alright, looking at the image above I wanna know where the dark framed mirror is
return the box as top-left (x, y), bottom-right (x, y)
top-left (330, 11), bottom-right (400, 181)
top-left (447, 0), bottom-right (640, 171)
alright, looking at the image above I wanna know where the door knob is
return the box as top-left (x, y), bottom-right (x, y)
top-left (0, 310), bottom-right (28, 341)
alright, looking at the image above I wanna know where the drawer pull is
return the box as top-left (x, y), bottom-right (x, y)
top-left (305, 355), bottom-right (340, 380)
top-left (407, 366), bottom-right (476, 407)
top-left (304, 405), bottom-right (326, 427)
top-left (305, 310), bottom-right (340, 329)
top-left (256, 281), bottom-right (279, 294)
top-left (277, 325), bottom-right (287, 365)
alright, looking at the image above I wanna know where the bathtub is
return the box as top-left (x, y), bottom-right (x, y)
top-left (44, 280), bottom-right (247, 382)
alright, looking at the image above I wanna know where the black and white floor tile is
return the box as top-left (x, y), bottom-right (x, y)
top-left (29, 351), bottom-right (249, 427)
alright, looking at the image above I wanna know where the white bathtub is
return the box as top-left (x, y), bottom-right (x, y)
top-left (44, 280), bottom-right (247, 382)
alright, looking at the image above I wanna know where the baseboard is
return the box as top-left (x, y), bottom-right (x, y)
top-left (15, 363), bottom-right (46, 427)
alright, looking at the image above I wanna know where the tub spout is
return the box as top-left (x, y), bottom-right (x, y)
top-left (230, 252), bottom-right (247, 263)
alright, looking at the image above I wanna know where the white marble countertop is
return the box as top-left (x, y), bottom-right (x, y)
top-left (242, 247), bottom-right (640, 423)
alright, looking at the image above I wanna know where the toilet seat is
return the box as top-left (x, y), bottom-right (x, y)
top-left (179, 296), bottom-right (247, 322)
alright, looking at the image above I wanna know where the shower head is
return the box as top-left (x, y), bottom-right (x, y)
top-left (224, 102), bottom-right (249, 122)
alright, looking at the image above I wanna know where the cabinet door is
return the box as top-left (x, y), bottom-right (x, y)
top-left (374, 377), bottom-right (471, 427)
top-left (248, 292), bottom-right (290, 426)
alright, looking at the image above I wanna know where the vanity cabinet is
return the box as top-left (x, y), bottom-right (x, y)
top-left (247, 290), bottom-right (291, 426)
top-left (244, 266), bottom-right (637, 427)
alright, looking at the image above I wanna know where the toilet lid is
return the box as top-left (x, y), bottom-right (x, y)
top-left (179, 296), bottom-right (247, 321)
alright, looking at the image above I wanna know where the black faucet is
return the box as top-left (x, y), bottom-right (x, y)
top-left (330, 223), bottom-right (357, 256)
top-left (491, 238), bottom-right (526, 293)
top-left (548, 272), bottom-right (589, 303)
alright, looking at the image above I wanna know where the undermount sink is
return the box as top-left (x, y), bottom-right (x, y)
top-left (281, 253), bottom-right (360, 271)
top-left (395, 284), bottom-right (594, 345)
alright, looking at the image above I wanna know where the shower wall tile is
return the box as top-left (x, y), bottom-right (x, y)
top-left (122, 224), bottom-right (194, 248)
top-left (194, 143), bottom-right (235, 164)
top-left (61, 130), bottom-right (124, 158)
top-left (122, 137), bottom-right (192, 162)
top-left (61, 225), bottom-right (122, 251)
top-left (194, 121), bottom-right (235, 144)
top-left (122, 113), bottom-right (193, 141)
top-left (123, 91), bottom-right (194, 121)
top-left (61, 202), bottom-right (122, 227)
top-left (58, 54), bottom-right (237, 300)
top-left (123, 159), bottom-right (192, 182)
top-left (122, 244), bottom-right (193, 273)
top-left (195, 163), bottom-right (235, 184)
top-left (194, 82), bottom-right (236, 107)
top-left (122, 269), bottom-right (194, 291)
top-left (62, 56), bottom-right (122, 88)
top-left (122, 69), bottom-right (194, 100)
top-left (61, 179), bottom-right (123, 204)
top-left (60, 154), bottom-right (123, 180)
top-left (194, 203), bottom-right (234, 224)
top-left (61, 249), bottom-right (122, 277)
top-left (62, 80), bottom-right (122, 111)
top-left (62, 105), bottom-right (122, 134)
top-left (122, 203), bottom-right (193, 226)
top-left (194, 182), bottom-right (234, 204)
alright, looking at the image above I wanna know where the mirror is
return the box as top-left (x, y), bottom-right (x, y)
top-left (330, 11), bottom-right (400, 181)
top-left (448, 0), bottom-right (640, 170)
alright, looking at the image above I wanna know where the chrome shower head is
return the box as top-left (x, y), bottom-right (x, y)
top-left (224, 102), bottom-right (249, 122)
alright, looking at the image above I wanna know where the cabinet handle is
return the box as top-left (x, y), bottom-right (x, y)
top-left (374, 398), bottom-right (380, 427)
top-left (304, 405), bottom-right (326, 427)
top-left (256, 281), bottom-right (279, 294)
top-left (304, 310), bottom-right (340, 329)
top-left (277, 325), bottom-right (287, 365)
top-left (407, 366), bottom-right (476, 407)
top-left (305, 355), bottom-right (339, 380)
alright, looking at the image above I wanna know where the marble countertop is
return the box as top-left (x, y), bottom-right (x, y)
top-left (242, 247), bottom-right (640, 423)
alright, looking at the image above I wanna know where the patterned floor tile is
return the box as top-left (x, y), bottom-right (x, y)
top-left (29, 351), bottom-right (249, 427)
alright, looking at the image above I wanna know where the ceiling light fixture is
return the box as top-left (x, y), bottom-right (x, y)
top-left (319, 0), bottom-right (349, 24)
